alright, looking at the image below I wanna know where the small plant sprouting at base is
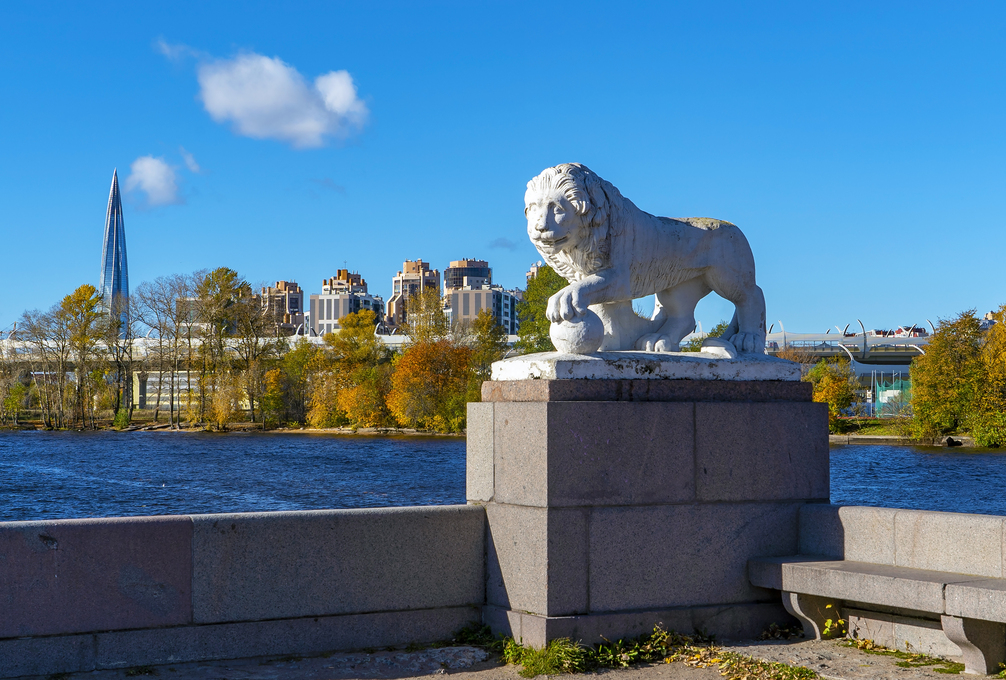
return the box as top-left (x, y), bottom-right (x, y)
top-left (821, 603), bottom-right (846, 638)
top-left (495, 625), bottom-right (821, 680)
top-left (843, 638), bottom-right (965, 675)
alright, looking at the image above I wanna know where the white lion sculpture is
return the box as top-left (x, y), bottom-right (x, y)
top-left (525, 163), bottom-right (766, 354)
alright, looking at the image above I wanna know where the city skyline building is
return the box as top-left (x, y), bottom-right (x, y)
top-left (444, 259), bottom-right (491, 291)
top-left (99, 169), bottom-right (128, 329)
top-left (310, 269), bottom-right (385, 336)
top-left (443, 258), bottom-right (520, 335)
top-left (385, 259), bottom-right (440, 328)
top-left (260, 281), bottom-right (305, 336)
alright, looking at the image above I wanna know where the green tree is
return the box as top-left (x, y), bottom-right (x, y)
top-left (514, 264), bottom-right (566, 354)
top-left (281, 338), bottom-right (323, 424)
top-left (910, 310), bottom-right (984, 439)
top-left (973, 306), bottom-right (1006, 447)
top-left (470, 309), bottom-right (508, 397)
top-left (260, 368), bottom-right (285, 428)
top-left (681, 319), bottom-right (730, 352)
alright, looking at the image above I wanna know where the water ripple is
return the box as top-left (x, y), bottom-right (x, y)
top-left (0, 431), bottom-right (466, 521)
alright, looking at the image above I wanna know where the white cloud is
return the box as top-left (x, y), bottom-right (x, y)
top-left (153, 38), bottom-right (204, 62)
top-left (196, 53), bottom-right (368, 148)
top-left (179, 147), bottom-right (201, 173)
top-left (125, 156), bottom-right (181, 206)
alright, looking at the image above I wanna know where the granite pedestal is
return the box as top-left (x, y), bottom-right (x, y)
top-left (468, 351), bottom-right (828, 647)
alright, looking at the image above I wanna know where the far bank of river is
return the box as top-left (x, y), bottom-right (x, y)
top-left (2, 433), bottom-right (1006, 521)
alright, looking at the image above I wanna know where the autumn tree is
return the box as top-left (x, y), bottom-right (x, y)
top-left (514, 264), bottom-right (566, 354)
top-left (972, 306), bottom-right (1006, 447)
top-left (194, 267), bottom-right (259, 423)
top-left (469, 309), bottom-right (508, 395)
top-left (231, 290), bottom-right (283, 423)
top-left (18, 306), bottom-right (71, 428)
top-left (387, 339), bottom-right (472, 432)
top-left (259, 368), bottom-right (285, 428)
top-left (402, 286), bottom-right (449, 344)
top-left (805, 359), bottom-right (860, 432)
top-left (62, 284), bottom-right (105, 427)
top-left (909, 310), bottom-right (984, 439)
top-left (307, 310), bottom-right (394, 428)
top-left (279, 338), bottom-right (323, 424)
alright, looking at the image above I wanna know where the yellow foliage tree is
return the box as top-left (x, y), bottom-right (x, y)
top-left (387, 339), bottom-right (472, 432)
top-left (805, 359), bottom-right (859, 432)
top-left (973, 306), bottom-right (1006, 447)
top-left (306, 310), bottom-right (394, 429)
top-left (260, 368), bottom-right (285, 428)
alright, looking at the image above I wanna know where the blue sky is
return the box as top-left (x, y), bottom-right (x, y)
top-left (2, 1), bottom-right (1005, 334)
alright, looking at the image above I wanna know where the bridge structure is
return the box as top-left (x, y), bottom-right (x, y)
top-left (764, 331), bottom-right (927, 366)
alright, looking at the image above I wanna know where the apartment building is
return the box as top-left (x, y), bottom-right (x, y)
top-left (309, 269), bottom-right (385, 336)
top-left (259, 281), bottom-right (305, 335)
top-left (385, 259), bottom-right (441, 328)
top-left (442, 259), bottom-right (520, 335)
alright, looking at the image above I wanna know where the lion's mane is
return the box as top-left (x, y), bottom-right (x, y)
top-left (525, 163), bottom-right (625, 282)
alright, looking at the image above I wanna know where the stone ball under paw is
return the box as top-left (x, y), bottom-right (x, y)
top-left (549, 311), bottom-right (604, 354)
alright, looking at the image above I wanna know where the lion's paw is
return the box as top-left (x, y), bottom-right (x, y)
top-left (635, 334), bottom-right (680, 352)
top-left (726, 332), bottom-right (765, 354)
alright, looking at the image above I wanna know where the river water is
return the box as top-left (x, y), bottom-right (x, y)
top-left (1, 433), bottom-right (1004, 522)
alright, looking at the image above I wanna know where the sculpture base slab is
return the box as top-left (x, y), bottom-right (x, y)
top-left (469, 375), bottom-right (828, 647)
top-left (490, 351), bottom-right (800, 382)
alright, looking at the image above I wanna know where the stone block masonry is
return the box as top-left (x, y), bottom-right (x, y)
top-left (471, 377), bottom-right (829, 648)
top-left (0, 506), bottom-right (484, 678)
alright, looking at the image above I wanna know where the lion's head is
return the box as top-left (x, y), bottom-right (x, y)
top-left (524, 163), bottom-right (619, 281)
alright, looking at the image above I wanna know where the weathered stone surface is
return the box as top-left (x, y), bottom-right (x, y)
top-left (492, 351), bottom-right (800, 382)
top-left (749, 558), bottom-right (981, 613)
top-left (492, 402), bottom-right (549, 507)
top-left (846, 607), bottom-right (961, 657)
top-left (191, 505), bottom-right (484, 624)
top-left (589, 503), bottom-right (800, 611)
top-left (482, 378), bottom-right (812, 403)
top-left (492, 402), bottom-right (696, 508)
top-left (485, 504), bottom-right (588, 617)
top-left (466, 402), bottom-right (494, 502)
top-left (547, 402), bottom-right (695, 507)
top-left (0, 515), bottom-right (192, 638)
top-left (946, 578), bottom-right (1006, 622)
top-left (942, 614), bottom-right (1006, 675)
top-left (0, 608), bottom-right (478, 678)
top-left (894, 510), bottom-right (1004, 577)
top-left (798, 505), bottom-right (898, 564)
top-left (695, 402), bottom-right (829, 502)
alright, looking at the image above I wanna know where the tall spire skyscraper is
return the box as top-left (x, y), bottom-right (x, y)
top-left (99, 169), bottom-right (129, 327)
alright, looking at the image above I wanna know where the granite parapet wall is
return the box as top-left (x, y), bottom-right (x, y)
top-left (0, 505), bottom-right (485, 677)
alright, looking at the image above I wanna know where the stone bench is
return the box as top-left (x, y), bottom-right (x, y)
top-left (748, 505), bottom-right (1006, 675)
top-left (749, 556), bottom-right (1006, 674)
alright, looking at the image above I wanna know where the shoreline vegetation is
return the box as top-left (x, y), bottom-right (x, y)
top-left (4, 268), bottom-right (1005, 447)
top-left (0, 268), bottom-right (537, 436)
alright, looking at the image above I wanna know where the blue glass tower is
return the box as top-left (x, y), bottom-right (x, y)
top-left (99, 169), bottom-right (129, 328)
